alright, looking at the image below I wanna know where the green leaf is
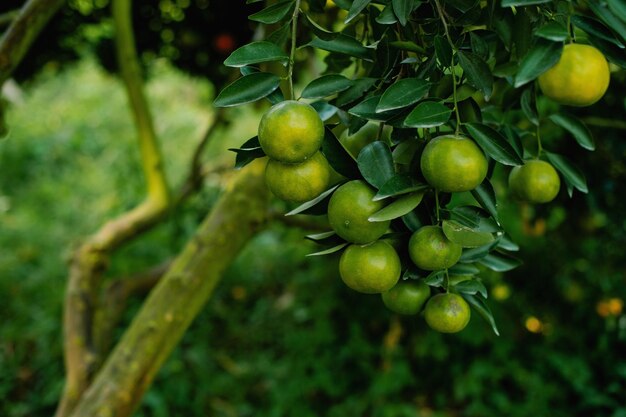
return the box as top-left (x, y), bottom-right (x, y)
top-left (286, 183), bottom-right (341, 216)
top-left (228, 136), bottom-right (266, 168)
top-left (501, 0), bottom-right (550, 6)
top-left (266, 22), bottom-right (291, 46)
top-left (357, 141), bottom-right (396, 189)
top-left (346, 0), bottom-right (372, 24)
top-left (465, 123), bottom-right (524, 166)
top-left (544, 151), bottom-right (588, 194)
top-left (239, 66), bottom-right (284, 104)
top-left (549, 113), bottom-right (595, 151)
top-left (306, 242), bottom-right (349, 257)
top-left (376, 78), bottom-right (430, 113)
top-left (470, 32), bottom-right (489, 60)
top-left (302, 12), bottom-right (337, 41)
top-left (434, 36), bottom-right (453, 67)
top-left (306, 34), bottom-right (373, 61)
top-left (392, 0), bottom-right (414, 26)
top-left (374, 175), bottom-right (429, 201)
top-left (496, 234), bottom-right (519, 252)
top-left (479, 252), bottom-right (522, 272)
top-left (442, 220), bottom-right (495, 248)
top-left (514, 39), bottom-right (563, 88)
top-left (214, 72), bottom-right (281, 107)
top-left (454, 279), bottom-right (488, 298)
top-left (588, 0), bottom-right (626, 43)
top-left (321, 127), bottom-right (360, 179)
top-left (404, 101), bottom-right (452, 128)
top-left (368, 191), bottom-right (425, 222)
top-left (521, 87), bottom-right (538, 126)
top-left (571, 15), bottom-right (625, 48)
top-left (224, 41), bottom-right (289, 67)
top-left (608, 0), bottom-right (626, 24)
top-left (249, 0), bottom-right (295, 24)
top-left (534, 22), bottom-right (569, 42)
top-left (457, 51), bottom-right (493, 99)
top-left (349, 96), bottom-right (402, 121)
top-left (311, 101), bottom-right (338, 121)
top-left (460, 240), bottom-right (499, 263)
top-left (462, 294), bottom-right (500, 336)
top-left (335, 77), bottom-right (377, 107)
top-left (471, 180), bottom-right (498, 221)
top-left (449, 263), bottom-right (480, 275)
top-left (424, 270), bottom-right (446, 287)
top-left (301, 74), bottom-right (353, 99)
top-left (305, 231), bottom-right (344, 246)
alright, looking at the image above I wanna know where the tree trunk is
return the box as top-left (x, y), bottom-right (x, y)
top-left (68, 160), bottom-right (269, 417)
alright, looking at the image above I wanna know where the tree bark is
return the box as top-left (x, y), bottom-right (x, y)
top-left (68, 160), bottom-right (269, 417)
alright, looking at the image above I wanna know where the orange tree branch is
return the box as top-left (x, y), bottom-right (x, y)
top-left (0, 0), bottom-right (65, 84)
top-left (68, 160), bottom-right (269, 417)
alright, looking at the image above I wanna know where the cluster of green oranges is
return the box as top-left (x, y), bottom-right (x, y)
top-left (255, 42), bottom-right (610, 334)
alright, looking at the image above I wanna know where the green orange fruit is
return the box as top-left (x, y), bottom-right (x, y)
top-left (328, 180), bottom-right (390, 244)
top-left (420, 135), bottom-right (488, 192)
top-left (258, 100), bottom-right (324, 163)
top-left (424, 293), bottom-right (471, 333)
top-left (408, 225), bottom-right (462, 271)
top-left (339, 241), bottom-right (401, 294)
top-left (538, 43), bottom-right (610, 107)
top-left (265, 152), bottom-right (330, 203)
top-left (382, 280), bottom-right (431, 315)
top-left (508, 160), bottom-right (560, 204)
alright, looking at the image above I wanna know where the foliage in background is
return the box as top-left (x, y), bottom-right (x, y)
top-left (1, 57), bottom-right (625, 417)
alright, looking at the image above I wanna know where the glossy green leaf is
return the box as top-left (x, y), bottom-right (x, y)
top-left (307, 34), bottom-right (373, 61)
top-left (454, 279), bottom-right (488, 298)
top-left (305, 231), bottom-right (336, 241)
top-left (521, 87), bottom-right (538, 126)
top-left (588, 0), bottom-right (626, 43)
top-left (374, 175), bottom-right (429, 201)
top-left (459, 240), bottom-right (500, 263)
top-left (302, 12), bottom-right (337, 41)
top-left (357, 141), bottom-right (395, 189)
top-left (286, 183), bottom-right (341, 216)
top-left (306, 242), bottom-right (349, 257)
top-left (228, 136), bottom-right (265, 168)
top-left (224, 41), bottom-right (289, 67)
top-left (549, 113), bottom-right (595, 151)
top-left (434, 36), bottom-right (453, 67)
top-left (496, 234), bottom-right (519, 252)
top-left (376, 78), bottom-right (430, 113)
top-left (470, 32), bottom-right (489, 60)
top-left (479, 252), bottom-right (522, 272)
top-left (321, 128), bottom-right (360, 179)
top-left (349, 95), bottom-right (402, 121)
top-left (514, 39), bottom-right (563, 88)
top-left (404, 101), bottom-right (452, 128)
top-left (311, 101), bottom-right (338, 121)
top-left (267, 22), bottom-right (291, 46)
top-left (465, 123), bottom-right (524, 166)
top-left (571, 15), bottom-right (625, 47)
top-left (369, 191), bottom-right (425, 222)
top-left (458, 52), bottom-right (493, 99)
top-left (471, 180), bottom-right (498, 221)
top-left (449, 263), bottom-right (480, 276)
top-left (534, 22), bottom-right (569, 42)
top-left (501, 0), bottom-right (550, 6)
top-left (424, 270), bottom-right (446, 287)
top-left (462, 293), bottom-right (500, 336)
top-left (345, 0), bottom-right (371, 23)
top-left (608, 0), bottom-right (626, 23)
top-left (301, 74), bottom-right (353, 99)
top-left (393, 0), bottom-right (414, 26)
top-left (249, 0), bottom-right (295, 24)
top-left (544, 151), bottom-right (588, 194)
top-left (442, 220), bottom-right (495, 248)
top-left (335, 78), bottom-right (377, 106)
top-left (214, 72), bottom-right (281, 107)
top-left (239, 66), bottom-right (284, 104)
top-left (376, 5), bottom-right (398, 24)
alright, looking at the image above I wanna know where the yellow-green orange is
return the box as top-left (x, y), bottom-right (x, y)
top-left (328, 180), bottom-right (390, 244)
top-left (265, 152), bottom-right (330, 203)
top-left (538, 43), bottom-right (610, 107)
top-left (508, 160), bottom-right (560, 204)
top-left (339, 122), bottom-right (389, 158)
top-left (382, 280), bottom-right (431, 315)
top-left (409, 225), bottom-right (462, 271)
top-left (424, 293), bottom-right (471, 333)
top-left (420, 135), bottom-right (487, 192)
top-left (258, 100), bottom-right (324, 163)
top-left (339, 241), bottom-right (401, 294)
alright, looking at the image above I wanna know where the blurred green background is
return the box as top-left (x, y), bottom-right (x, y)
top-left (1, 1), bottom-right (626, 416)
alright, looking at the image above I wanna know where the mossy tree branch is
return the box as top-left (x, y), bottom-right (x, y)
top-left (68, 160), bottom-right (269, 417)
top-left (0, 0), bottom-right (65, 85)
top-left (55, 0), bottom-right (172, 415)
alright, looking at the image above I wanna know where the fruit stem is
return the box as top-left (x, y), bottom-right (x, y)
top-left (444, 269), bottom-right (450, 293)
top-left (536, 124), bottom-right (543, 157)
top-left (433, 0), bottom-right (462, 134)
top-left (287, 0), bottom-right (301, 101)
top-left (435, 189), bottom-right (441, 224)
